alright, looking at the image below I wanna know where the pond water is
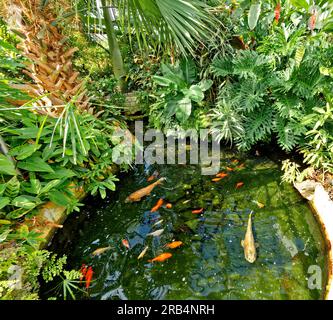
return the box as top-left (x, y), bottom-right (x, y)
top-left (47, 150), bottom-right (328, 300)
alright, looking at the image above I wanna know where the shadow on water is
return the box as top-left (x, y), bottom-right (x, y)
top-left (42, 148), bottom-right (328, 300)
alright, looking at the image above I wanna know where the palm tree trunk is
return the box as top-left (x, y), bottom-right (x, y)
top-left (101, 0), bottom-right (126, 92)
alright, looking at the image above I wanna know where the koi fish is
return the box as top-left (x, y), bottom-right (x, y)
top-left (226, 167), bottom-right (234, 171)
top-left (165, 203), bottom-right (172, 209)
top-left (237, 163), bottom-right (245, 169)
top-left (80, 264), bottom-right (87, 282)
top-left (85, 266), bottom-right (93, 289)
top-left (122, 239), bottom-right (130, 249)
top-left (241, 211), bottom-right (258, 263)
top-left (252, 200), bottom-right (265, 208)
top-left (216, 172), bottom-right (228, 178)
top-left (153, 219), bottom-right (164, 227)
top-left (148, 253), bottom-right (172, 263)
top-left (192, 208), bottom-right (204, 214)
top-left (274, 2), bottom-right (281, 23)
top-left (236, 182), bottom-right (244, 189)
top-left (125, 177), bottom-right (166, 203)
top-left (92, 246), bottom-right (111, 256)
top-left (212, 177), bottom-right (222, 182)
top-left (137, 246), bottom-right (149, 259)
top-left (147, 228), bottom-right (164, 237)
top-left (232, 159), bottom-right (239, 164)
top-left (151, 198), bottom-right (164, 212)
top-left (147, 170), bottom-right (159, 182)
top-left (165, 241), bottom-right (183, 249)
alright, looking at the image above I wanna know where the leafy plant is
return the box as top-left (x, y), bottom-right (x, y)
top-left (149, 59), bottom-right (212, 131)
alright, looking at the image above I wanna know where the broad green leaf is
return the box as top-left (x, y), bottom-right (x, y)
top-left (176, 97), bottom-right (192, 122)
top-left (0, 184), bottom-right (6, 196)
top-left (6, 207), bottom-right (30, 219)
top-left (17, 156), bottom-right (54, 173)
top-left (248, 2), bottom-right (261, 30)
top-left (0, 219), bottom-right (11, 225)
top-left (40, 180), bottom-right (61, 194)
top-left (5, 176), bottom-right (20, 198)
top-left (43, 168), bottom-right (76, 180)
top-left (30, 179), bottom-right (42, 194)
top-left (152, 75), bottom-right (173, 87)
top-left (9, 143), bottom-right (40, 160)
top-left (290, 0), bottom-right (309, 10)
top-left (185, 85), bottom-right (205, 102)
top-left (180, 59), bottom-right (197, 84)
top-left (12, 195), bottom-right (38, 209)
top-left (198, 79), bottom-right (213, 92)
top-left (0, 154), bottom-right (16, 175)
top-left (0, 228), bottom-right (11, 243)
top-left (0, 197), bottom-right (10, 209)
top-left (49, 190), bottom-right (72, 207)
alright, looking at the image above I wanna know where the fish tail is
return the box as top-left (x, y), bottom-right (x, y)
top-left (249, 210), bottom-right (253, 218)
top-left (148, 259), bottom-right (153, 263)
top-left (157, 177), bottom-right (166, 184)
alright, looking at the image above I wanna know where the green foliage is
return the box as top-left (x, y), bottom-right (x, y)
top-left (149, 59), bottom-right (212, 131)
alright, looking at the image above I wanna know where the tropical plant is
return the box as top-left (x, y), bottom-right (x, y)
top-left (149, 59), bottom-right (212, 131)
top-left (75, 0), bottom-right (219, 90)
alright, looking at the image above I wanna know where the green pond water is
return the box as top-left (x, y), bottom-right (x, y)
top-left (48, 151), bottom-right (328, 300)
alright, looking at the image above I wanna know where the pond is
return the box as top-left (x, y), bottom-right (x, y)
top-left (46, 150), bottom-right (328, 300)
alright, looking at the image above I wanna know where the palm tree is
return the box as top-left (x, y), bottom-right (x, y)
top-left (78, 0), bottom-right (218, 91)
top-left (1, 0), bottom-right (91, 117)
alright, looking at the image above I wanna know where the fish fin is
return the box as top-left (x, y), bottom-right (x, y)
top-left (255, 243), bottom-right (259, 248)
top-left (241, 240), bottom-right (244, 247)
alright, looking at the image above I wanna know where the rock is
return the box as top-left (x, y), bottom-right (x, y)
top-left (294, 180), bottom-right (320, 201)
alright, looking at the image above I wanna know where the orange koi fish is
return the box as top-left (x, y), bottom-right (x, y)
top-left (216, 172), bottom-right (228, 178)
top-left (252, 200), bottom-right (265, 208)
top-left (122, 239), bottom-right (130, 249)
top-left (226, 167), bottom-right (234, 171)
top-left (236, 182), bottom-right (244, 189)
top-left (147, 170), bottom-right (159, 182)
top-left (80, 264), bottom-right (87, 282)
top-left (125, 177), bottom-right (166, 203)
top-left (237, 163), bottom-right (245, 169)
top-left (192, 208), bottom-right (204, 214)
top-left (85, 266), bottom-right (93, 289)
top-left (212, 177), bottom-right (222, 182)
top-left (165, 203), bottom-right (172, 209)
top-left (165, 241), bottom-right (183, 249)
top-left (148, 253), bottom-right (172, 263)
top-left (151, 198), bottom-right (164, 212)
top-left (232, 159), bottom-right (239, 164)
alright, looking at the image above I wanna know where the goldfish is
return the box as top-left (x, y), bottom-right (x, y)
top-left (237, 163), bottom-right (245, 169)
top-left (85, 266), bottom-right (94, 289)
top-left (148, 253), bottom-right (172, 263)
top-left (165, 241), bottom-right (183, 249)
top-left (236, 182), bottom-right (244, 189)
top-left (122, 239), bottom-right (130, 249)
top-left (137, 246), bottom-right (149, 259)
top-left (226, 167), bottom-right (234, 171)
top-left (125, 178), bottom-right (166, 203)
top-left (192, 208), bottom-right (204, 214)
top-left (212, 177), bottom-right (222, 182)
top-left (241, 211), bottom-right (258, 263)
top-left (274, 2), bottom-right (281, 23)
top-left (147, 229), bottom-right (164, 237)
top-left (92, 246), bottom-right (111, 256)
top-left (165, 203), bottom-right (172, 209)
top-left (80, 264), bottom-right (87, 282)
top-left (232, 159), bottom-right (239, 164)
top-left (151, 198), bottom-right (164, 212)
top-left (147, 170), bottom-right (159, 182)
top-left (216, 172), bottom-right (228, 178)
top-left (252, 200), bottom-right (265, 208)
